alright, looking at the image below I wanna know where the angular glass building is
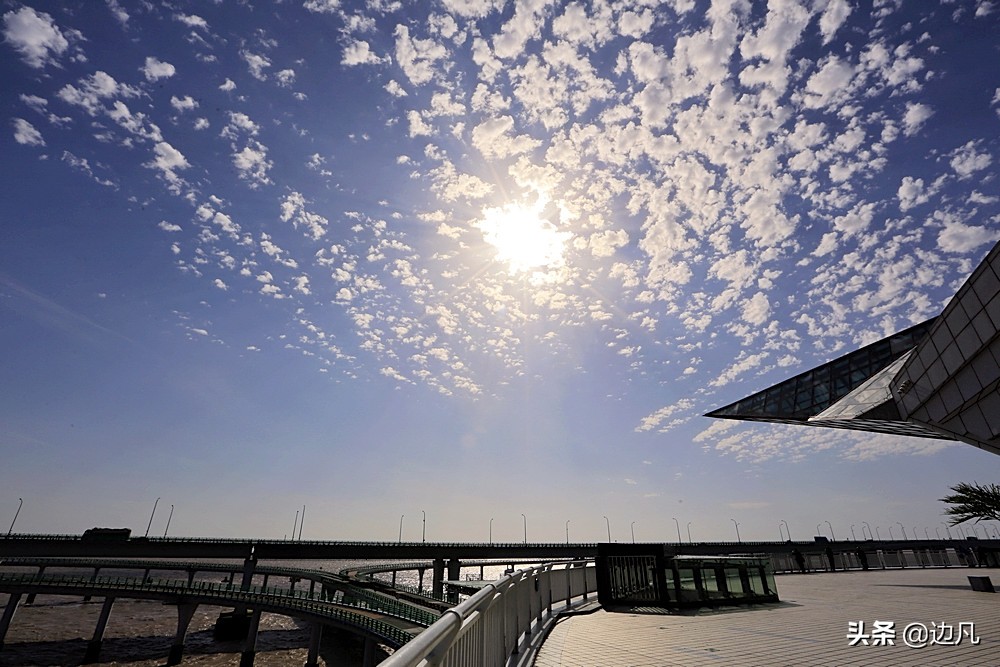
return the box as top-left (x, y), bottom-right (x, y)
top-left (707, 240), bottom-right (1000, 456)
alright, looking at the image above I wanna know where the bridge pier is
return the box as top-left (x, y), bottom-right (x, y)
top-left (362, 636), bottom-right (376, 667)
top-left (432, 559), bottom-right (445, 598)
top-left (447, 559), bottom-right (461, 603)
top-left (304, 622), bottom-right (323, 667)
top-left (167, 602), bottom-right (199, 666)
top-left (84, 567), bottom-right (101, 602)
top-left (417, 567), bottom-right (425, 592)
top-left (239, 608), bottom-right (262, 667)
top-left (26, 567), bottom-right (44, 604)
top-left (82, 596), bottom-right (115, 663)
top-left (0, 593), bottom-right (22, 651)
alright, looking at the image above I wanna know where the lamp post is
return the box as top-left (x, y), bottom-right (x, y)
top-left (731, 519), bottom-right (741, 543)
top-left (631, 521), bottom-right (636, 543)
top-left (781, 519), bottom-right (791, 541)
top-left (935, 527), bottom-right (942, 540)
top-left (825, 521), bottom-right (836, 541)
top-left (897, 522), bottom-right (907, 540)
top-left (603, 516), bottom-right (611, 542)
top-left (889, 525), bottom-right (896, 540)
top-left (672, 517), bottom-right (681, 543)
top-left (7, 498), bottom-right (22, 536)
top-left (422, 510), bottom-right (426, 543)
top-left (942, 523), bottom-right (952, 540)
top-left (924, 527), bottom-right (930, 540)
top-left (398, 514), bottom-right (404, 543)
top-left (163, 504), bottom-right (174, 538)
top-left (521, 513), bottom-right (527, 544)
top-left (816, 523), bottom-right (822, 538)
top-left (565, 520), bottom-right (570, 545)
top-left (876, 526), bottom-right (883, 541)
top-left (850, 525), bottom-right (857, 541)
top-left (292, 510), bottom-right (299, 542)
top-left (862, 522), bottom-right (872, 540)
top-left (490, 517), bottom-right (494, 545)
top-left (145, 497), bottom-right (160, 538)
top-left (779, 522), bottom-right (787, 541)
top-left (299, 505), bottom-right (306, 540)
top-left (687, 521), bottom-right (693, 543)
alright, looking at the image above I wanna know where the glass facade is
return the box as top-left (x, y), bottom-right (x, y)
top-left (706, 240), bottom-right (1000, 456)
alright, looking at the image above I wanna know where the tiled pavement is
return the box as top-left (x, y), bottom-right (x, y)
top-left (533, 568), bottom-right (1000, 666)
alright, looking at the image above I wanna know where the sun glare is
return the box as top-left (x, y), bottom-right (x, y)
top-left (477, 201), bottom-right (570, 274)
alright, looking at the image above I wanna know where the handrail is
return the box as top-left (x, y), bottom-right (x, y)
top-left (381, 560), bottom-right (597, 667)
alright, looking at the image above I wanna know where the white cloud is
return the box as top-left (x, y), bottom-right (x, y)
top-left (636, 399), bottom-right (695, 432)
top-left (2, 7), bottom-right (68, 68)
top-left (937, 220), bottom-right (997, 254)
top-left (12, 118), bottom-right (44, 146)
top-left (232, 140), bottom-right (273, 188)
top-left (304, 0), bottom-right (341, 13)
top-left (394, 24), bottom-right (447, 86)
top-left (57, 72), bottom-right (141, 116)
top-left (342, 40), bottom-right (384, 66)
top-left (219, 79), bottom-right (236, 92)
top-left (158, 220), bottom-right (181, 232)
top-left (280, 191), bottom-right (329, 240)
top-left (170, 95), bottom-right (198, 112)
top-left (902, 102), bottom-right (933, 136)
top-left (174, 13), bottom-right (208, 30)
top-left (142, 57), bottom-right (176, 81)
top-left (950, 140), bottom-right (992, 179)
top-left (241, 51), bottom-right (271, 80)
top-left (146, 141), bottom-right (190, 191)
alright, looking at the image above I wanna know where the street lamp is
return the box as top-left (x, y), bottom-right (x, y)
top-left (672, 517), bottom-right (681, 543)
top-left (850, 524), bottom-right (857, 541)
top-left (825, 521), bottom-right (836, 541)
top-left (889, 525), bottom-right (896, 540)
top-left (779, 522), bottom-right (787, 541)
top-left (731, 519), bottom-right (741, 543)
top-left (816, 523), bottom-right (822, 538)
top-left (521, 513), bottom-right (527, 544)
top-left (687, 521), bottom-right (693, 543)
top-left (942, 523), bottom-right (952, 540)
top-left (603, 515), bottom-right (611, 542)
top-left (897, 522), bottom-right (907, 540)
top-left (145, 497), bottom-right (161, 538)
top-left (7, 498), bottom-right (23, 536)
top-left (781, 519), bottom-right (791, 541)
top-left (490, 517), bottom-right (494, 545)
top-left (292, 510), bottom-right (299, 542)
top-left (299, 505), bottom-right (306, 540)
top-left (398, 514), bottom-right (404, 543)
top-left (631, 521), bottom-right (636, 543)
top-left (862, 521), bottom-right (872, 540)
top-left (935, 527), bottom-right (942, 540)
top-left (565, 520), bottom-right (570, 545)
top-left (163, 504), bottom-right (174, 538)
top-left (422, 510), bottom-right (426, 543)
top-left (876, 526), bottom-right (883, 541)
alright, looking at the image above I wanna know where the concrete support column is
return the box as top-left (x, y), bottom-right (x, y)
top-left (26, 567), bottom-right (44, 604)
top-left (289, 577), bottom-right (298, 594)
top-left (417, 568), bottom-right (425, 592)
top-left (0, 593), bottom-right (23, 651)
top-left (84, 567), bottom-right (101, 602)
top-left (239, 608), bottom-right (262, 667)
top-left (167, 602), bottom-right (199, 666)
top-left (432, 559), bottom-right (445, 598)
top-left (187, 570), bottom-right (196, 586)
top-left (391, 570), bottom-right (397, 587)
top-left (262, 574), bottom-right (269, 589)
top-left (447, 559), bottom-right (462, 604)
top-left (309, 580), bottom-right (315, 597)
top-left (304, 622), bottom-right (323, 667)
top-left (241, 557), bottom-right (257, 591)
top-left (362, 636), bottom-right (376, 667)
top-left (83, 597), bottom-right (115, 663)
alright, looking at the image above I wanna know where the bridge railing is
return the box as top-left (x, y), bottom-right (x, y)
top-left (381, 560), bottom-right (596, 667)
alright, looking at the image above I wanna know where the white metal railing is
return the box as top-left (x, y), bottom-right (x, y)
top-left (381, 560), bottom-right (597, 667)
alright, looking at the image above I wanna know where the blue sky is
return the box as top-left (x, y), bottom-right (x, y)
top-left (2, 0), bottom-right (999, 544)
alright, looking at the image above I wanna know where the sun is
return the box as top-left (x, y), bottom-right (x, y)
top-left (476, 200), bottom-right (570, 274)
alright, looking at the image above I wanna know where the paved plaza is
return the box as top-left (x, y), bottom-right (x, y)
top-left (533, 568), bottom-right (1000, 666)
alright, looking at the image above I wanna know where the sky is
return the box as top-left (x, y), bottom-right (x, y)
top-left (2, 0), bottom-right (999, 546)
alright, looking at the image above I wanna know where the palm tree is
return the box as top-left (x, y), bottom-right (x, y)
top-left (941, 482), bottom-right (1000, 525)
